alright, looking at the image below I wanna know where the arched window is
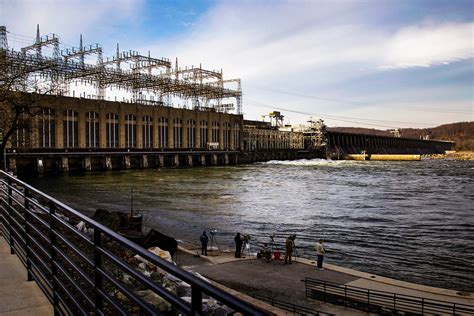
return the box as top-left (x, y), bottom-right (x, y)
top-left (187, 119), bottom-right (196, 148)
top-left (106, 113), bottom-right (119, 148)
top-left (39, 108), bottom-right (55, 148)
top-left (142, 116), bottom-right (153, 149)
top-left (200, 120), bottom-right (208, 148)
top-left (63, 110), bottom-right (78, 148)
top-left (212, 121), bottom-right (219, 143)
top-left (86, 111), bottom-right (99, 148)
top-left (173, 118), bottom-right (182, 148)
top-left (158, 117), bottom-right (168, 148)
top-left (13, 113), bottom-right (31, 148)
top-left (125, 114), bottom-right (136, 148)
top-left (234, 122), bottom-right (240, 150)
top-left (223, 122), bottom-right (230, 149)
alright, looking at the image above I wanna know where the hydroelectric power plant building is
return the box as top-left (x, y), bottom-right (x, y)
top-left (1, 26), bottom-right (453, 173)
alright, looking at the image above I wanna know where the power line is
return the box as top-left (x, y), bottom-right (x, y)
top-left (246, 97), bottom-right (437, 129)
top-left (248, 84), bottom-right (472, 114)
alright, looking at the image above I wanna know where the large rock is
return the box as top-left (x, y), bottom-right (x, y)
top-left (135, 246), bottom-right (172, 264)
top-left (148, 246), bottom-right (173, 262)
top-left (92, 209), bottom-right (123, 230)
top-left (135, 290), bottom-right (172, 312)
top-left (176, 281), bottom-right (191, 298)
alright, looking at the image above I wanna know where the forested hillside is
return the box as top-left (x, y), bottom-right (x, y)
top-left (329, 122), bottom-right (474, 150)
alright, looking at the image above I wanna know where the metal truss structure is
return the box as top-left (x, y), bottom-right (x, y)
top-left (0, 25), bottom-right (242, 114)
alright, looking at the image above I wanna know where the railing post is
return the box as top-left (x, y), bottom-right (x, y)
top-left (24, 187), bottom-right (33, 281)
top-left (344, 285), bottom-right (347, 308)
top-left (49, 202), bottom-right (60, 315)
top-left (453, 303), bottom-right (456, 315)
top-left (367, 289), bottom-right (370, 312)
top-left (323, 281), bottom-right (326, 303)
top-left (421, 297), bottom-right (424, 314)
top-left (393, 293), bottom-right (396, 312)
top-left (304, 278), bottom-right (308, 298)
top-left (191, 285), bottom-right (202, 315)
top-left (94, 228), bottom-right (103, 312)
top-left (7, 177), bottom-right (14, 254)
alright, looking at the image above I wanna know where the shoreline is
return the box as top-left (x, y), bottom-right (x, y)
top-left (424, 150), bottom-right (474, 160)
top-left (175, 240), bottom-right (474, 300)
top-left (174, 243), bottom-right (473, 315)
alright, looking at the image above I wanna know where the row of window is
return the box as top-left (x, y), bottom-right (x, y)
top-left (20, 108), bottom-right (240, 149)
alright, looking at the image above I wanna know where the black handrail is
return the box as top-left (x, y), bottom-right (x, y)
top-left (251, 293), bottom-right (334, 316)
top-left (0, 170), bottom-right (266, 315)
top-left (305, 277), bottom-right (474, 315)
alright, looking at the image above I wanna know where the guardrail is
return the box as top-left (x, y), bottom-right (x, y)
top-left (305, 277), bottom-right (474, 315)
top-left (0, 170), bottom-right (265, 315)
top-left (251, 293), bottom-right (333, 315)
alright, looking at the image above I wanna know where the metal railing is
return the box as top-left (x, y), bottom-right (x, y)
top-left (305, 277), bottom-right (474, 315)
top-left (0, 170), bottom-right (265, 315)
top-left (251, 293), bottom-right (333, 316)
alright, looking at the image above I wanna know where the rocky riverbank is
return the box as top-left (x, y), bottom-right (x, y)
top-left (424, 151), bottom-right (474, 160)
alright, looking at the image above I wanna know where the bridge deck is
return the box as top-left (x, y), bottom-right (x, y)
top-left (0, 236), bottom-right (53, 316)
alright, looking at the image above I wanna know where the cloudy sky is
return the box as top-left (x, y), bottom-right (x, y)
top-left (1, 0), bottom-right (473, 128)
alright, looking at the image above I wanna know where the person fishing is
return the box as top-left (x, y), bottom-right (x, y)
top-left (284, 234), bottom-right (296, 264)
top-left (316, 239), bottom-right (325, 270)
top-left (200, 231), bottom-right (208, 256)
top-left (234, 232), bottom-right (243, 258)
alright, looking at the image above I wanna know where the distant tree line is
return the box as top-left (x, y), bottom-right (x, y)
top-left (329, 121), bottom-right (474, 151)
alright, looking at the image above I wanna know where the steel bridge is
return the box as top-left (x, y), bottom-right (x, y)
top-left (325, 131), bottom-right (454, 159)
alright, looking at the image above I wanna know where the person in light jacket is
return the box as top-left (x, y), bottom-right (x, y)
top-left (316, 239), bottom-right (325, 270)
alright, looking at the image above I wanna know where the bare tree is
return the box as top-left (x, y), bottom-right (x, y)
top-left (0, 49), bottom-right (53, 169)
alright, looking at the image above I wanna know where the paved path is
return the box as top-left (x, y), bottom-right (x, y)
top-left (0, 237), bottom-right (53, 316)
top-left (178, 247), bottom-right (474, 315)
top-left (178, 247), bottom-right (365, 315)
top-left (192, 259), bottom-right (362, 315)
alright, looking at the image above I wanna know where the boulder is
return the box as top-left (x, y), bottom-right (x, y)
top-left (176, 281), bottom-right (191, 298)
top-left (92, 209), bottom-right (122, 230)
top-left (135, 290), bottom-right (172, 312)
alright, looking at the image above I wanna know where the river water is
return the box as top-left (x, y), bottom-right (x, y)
top-left (21, 159), bottom-right (474, 292)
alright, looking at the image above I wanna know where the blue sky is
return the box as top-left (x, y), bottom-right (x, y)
top-left (1, 0), bottom-right (473, 128)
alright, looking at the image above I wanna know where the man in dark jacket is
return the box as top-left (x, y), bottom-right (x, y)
top-left (284, 235), bottom-right (296, 264)
top-left (234, 232), bottom-right (243, 258)
top-left (200, 231), bottom-right (208, 256)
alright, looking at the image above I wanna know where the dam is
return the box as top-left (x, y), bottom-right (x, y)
top-left (3, 96), bottom-right (454, 173)
top-left (0, 24), bottom-right (454, 173)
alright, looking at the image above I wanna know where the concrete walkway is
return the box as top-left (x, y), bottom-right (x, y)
top-left (0, 237), bottom-right (53, 316)
top-left (178, 247), bottom-right (474, 315)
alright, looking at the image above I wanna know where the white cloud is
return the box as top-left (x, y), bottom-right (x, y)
top-left (1, 0), bottom-right (143, 47)
top-left (2, 0), bottom-right (471, 126)
top-left (148, 3), bottom-right (473, 84)
top-left (381, 23), bottom-right (474, 69)
top-left (140, 2), bottom-right (472, 125)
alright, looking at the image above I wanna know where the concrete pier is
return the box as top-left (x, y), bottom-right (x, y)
top-left (61, 156), bottom-right (69, 172)
top-left (187, 154), bottom-right (193, 167)
top-left (84, 156), bottom-right (92, 171)
top-left (142, 155), bottom-right (148, 168)
top-left (124, 155), bottom-right (131, 169)
top-left (36, 157), bottom-right (44, 174)
top-left (173, 154), bottom-right (179, 167)
top-left (181, 248), bottom-right (474, 315)
top-left (105, 155), bottom-right (112, 170)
